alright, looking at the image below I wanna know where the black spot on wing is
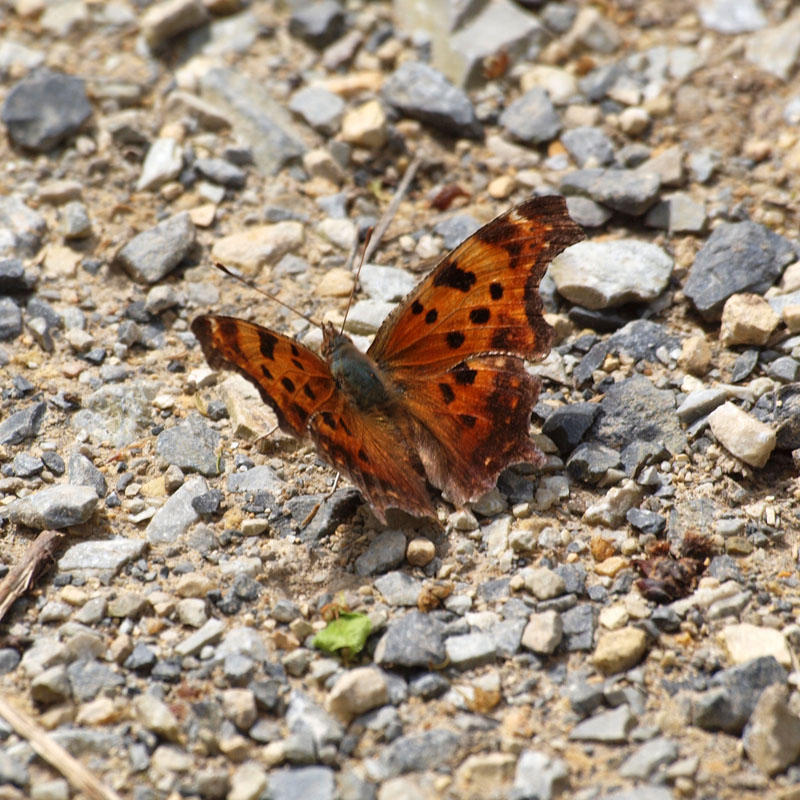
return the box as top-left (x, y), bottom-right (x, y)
top-left (321, 411), bottom-right (336, 429)
top-left (261, 365), bottom-right (273, 381)
top-left (459, 413), bottom-right (477, 428)
top-left (339, 418), bottom-right (351, 437)
top-left (491, 327), bottom-right (514, 350)
top-left (411, 300), bottom-right (424, 315)
top-left (292, 358), bottom-right (303, 370)
top-left (433, 260), bottom-right (476, 293)
top-left (290, 343), bottom-right (300, 357)
top-left (425, 309), bottom-right (438, 324)
top-left (452, 363), bottom-right (477, 385)
top-left (490, 282), bottom-right (503, 300)
top-left (439, 382), bottom-right (455, 404)
top-left (446, 331), bottom-right (465, 349)
top-left (281, 377), bottom-right (295, 393)
top-left (358, 448), bottom-right (370, 463)
top-left (291, 403), bottom-right (308, 424)
top-left (259, 331), bottom-right (277, 360)
top-left (303, 384), bottom-right (316, 400)
top-left (469, 307), bottom-right (490, 324)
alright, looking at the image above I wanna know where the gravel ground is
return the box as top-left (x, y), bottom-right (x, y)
top-left (1, 1), bottom-right (800, 799)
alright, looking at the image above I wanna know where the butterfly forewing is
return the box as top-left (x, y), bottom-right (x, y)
top-left (191, 315), bottom-right (335, 438)
top-left (368, 195), bottom-right (584, 373)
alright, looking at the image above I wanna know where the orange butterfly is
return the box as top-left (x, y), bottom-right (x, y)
top-left (191, 196), bottom-right (584, 523)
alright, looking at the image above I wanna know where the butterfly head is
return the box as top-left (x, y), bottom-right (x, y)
top-left (321, 321), bottom-right (351, 360)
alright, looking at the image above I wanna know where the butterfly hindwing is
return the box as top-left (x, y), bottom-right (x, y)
top-left (308, 393), bottom-right (434, 523)
top-left (191, 315), bottom-right (335, 438)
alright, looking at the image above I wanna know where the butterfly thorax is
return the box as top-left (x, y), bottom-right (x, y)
top-left (322, 323), bottom-right (392, 411)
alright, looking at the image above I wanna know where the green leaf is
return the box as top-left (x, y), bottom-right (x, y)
top-left (312, 612), bottom-right (372, 657)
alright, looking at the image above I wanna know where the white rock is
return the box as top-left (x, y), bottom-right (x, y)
top-left (708, 402), bottom-right (776, 468)
top-left (721, 622), bottom-right (792, 668)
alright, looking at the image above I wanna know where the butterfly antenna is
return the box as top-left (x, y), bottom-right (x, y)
top-left (212, 262), bottom-right (321, 329)
top-left (340, 227), bottom-right (373, 336)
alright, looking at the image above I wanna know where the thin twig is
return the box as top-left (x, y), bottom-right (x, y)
top-left (363, 154), bottom-right (423, 265)
top-left (0, 530), bottom-right (64, 624)
top-left (0, 697), bottom-right (124, 800)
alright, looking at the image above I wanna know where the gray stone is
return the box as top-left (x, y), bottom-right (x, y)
top-left (227, 464), bottom-right (285, 495)
top-left (374, 610), bottom-right (446, 668)
top-left (374, 571), bottom-right (422, 606)
top-left (0, 195), bottom-right (47, 256)
top-left (433, 214), bottom-right (481, 250)
top-left (8, 484), bottom-right (98, 529)
top-left (286, 691), bottom-right (344, 753)
top-left (569, 704), bottom-right (635, 743)
top-left (0, 402), bottom-right (45, 445)
top-left (444, 0), bottom-right (544, 88)
top-left (752, 384), bottom-right (800, 450)
top-left (115, 212), bottom-right (196, 285)
top-left (500, 87), bottom-right (561, 145)
top-left (510, 750), bottom-right (569, 800)
top-left (444, 632), bottom-right (496, 669)
top-left (542, 402), bottom-right (601, 455)
top-left (59, 536), bottom-right (146, 578)
top-left (562, 126), bottom-right (615, 167)
top-left (619, 736), bottom-right (679, 779)
top-left (1, 68), bottom-right (91, 152)
top-left (692, 655), bottom-right (786, 734)
top-left (0, 257), bottom-right (35, 293)
top-left (626, 507), bottom-right (666, 535)
top-left (0, 750), bottom-right (28, 787)
top-left (200, 67), bottom-right (305, 175)
top-left (67, 659), bottom-right (123, 702)
top-left (366, 729), bottom-right (459, 781)
top-left (61, 200), bottom-right (91, 239)
top-left (0, 297), bottom-right (22, 340)
top-left (743, 683), bottom-right (800, 776)
top-left (561, 604), bottom-right (596, 651)
top-left (566, 442), bottom-right (622, 485)
top-left (289, 1), bottom-right (345, 48)
top-left (136, 137), bottom-right (183, 192)
top-left (289, 86), bottom-right (344, 135)
top-left (359, 264), bottom-right (416, 303)
top-left (565, 196), bottom-right (612, 228)
top-left (766, 356), bottom-right (800, 383)
top-left (685, 220), bottom-right (795, 320)
top-left (382, 61), bottom-right (482, 139)
top-left (698, 0), bottom-right (766, 33)
top-left (590, 374), bottom-right (686, 456)
top-left (645, 193), bottom-right (707, 234)
top-left (676, 388), bottom-right (729, 423)
top-left (68, 452), bottom-right (107, 498)
top-left (551, 239), bottom-right (672, 310)
top-left (354, 529), bottom-right (406, 576)
top-left (562, 167), bottom-right (661, 216)
top-left (175, 617), bottom-right (226, 657)
top-left (195, 157), bottom-right (246, 189)
top-left (145, 475), bottom-right (208, 543)
top-left (156, 413), bottom-right (221, 476)
top-left (31, 663), bottom-right (71, 704)
top-left (267, 766), bottom-right (336, 800)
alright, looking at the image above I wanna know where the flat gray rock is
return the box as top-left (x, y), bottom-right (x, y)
top-left (382, 61), bottom-right (482, 139)
top-left (8, 484), bottom-right (98, 529)
top-left (569, 704), bottom-right (635, 743)
top-left (145, 475), bottom-right (207, 543)
top-left (366, 729), bottom-right (459, 781)
top-left (550, 239), bottom-right (672, 309)
top-left (114, 212), bottom-right (196, 285)
top-left (354, 529), bottom-right (406, 576)
top-left (500, 87), bottom-right (561, 145)
top-left (267, 767), bottom-right (335, 800)
top-left (684, 220), bottom-right (795, 320)
top-left (156, 413), bottom-right (222, 476)
top-left (0, 401), bottom-right (45, 445)
top-left (1, 68), bottom-right (91, 152)
top-left (58, 536), bottom-right (146, 578)
top-left (374, 610), bottom-right (446, 668)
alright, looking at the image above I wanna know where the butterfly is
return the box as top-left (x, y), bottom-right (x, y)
top-left (191, 195), bottom-right (584, 524)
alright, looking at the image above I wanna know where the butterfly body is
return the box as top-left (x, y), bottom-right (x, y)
top-left (322, 324), bottom-right (394, 412)
top-left (192, 196), bottom-right (584, 523)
